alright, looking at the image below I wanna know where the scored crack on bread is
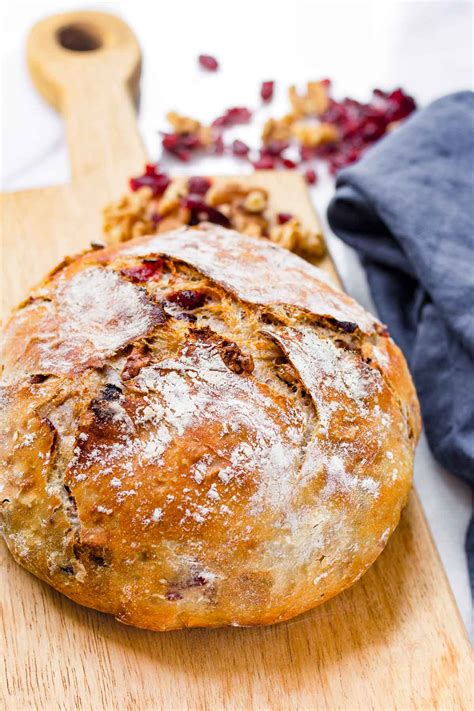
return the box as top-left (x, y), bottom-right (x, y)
top-left (0, 225), bottom-right (420, 631)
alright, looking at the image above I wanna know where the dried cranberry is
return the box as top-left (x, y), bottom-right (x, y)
top-left (120, 260), bottom-right (163, 282)
top-left (346, 148), bottom-right (362, 163)
top-left (212, 134), bottom-right (225, 155)
top-left (29, 374), bottom-right (49, 384)
top-left (212, 107), bottom-right (252, 129)
top-left (162, 133), bottom-right (178, 151)
top-left (343, 97), bottom-right (362, 110)
top-left (129, 171), bottom-right (171, 197)
top-left (161, 132), bottom-right (201, 162)
top-left (339, 118), bottom-right (360, 139)
top-left (198, 54), bottom-right (219, 71)
top-left (328, 154), bottom-right (345, 174)
top-left (385, 88), bottom-right (416, 122)
top-left (305, 168), bottom-right (317, 185)
top-left (299, 145), bottom-right (317, 162)
top-left (177, 148), bottom-right (192, 162)
top-left (181, 196), bottom-right (231, 227)
top-left (277, 213), bottom-right (293, 225)
top-left (329, 152), bottom-right (358, 174)
top-left (183, 134), bottom-right (202, 149)
top-left (212, 116), bottom-right (226, 129)
top-left (261, 141), bottom-right (289, 158)
top-left (321, 100), bottom-right (345, 125)
top-left (329, 147), bottom-right (363, 174)
top-left (313, 143), bottom-right (338, 159)
top-left (167, 290), bottom-right (207, 310)
top-left (370, 89), bottom-right (416, 125)
top-left (232, 139), bottom-right (250, 157)
top-left (188, 176), bottom-right (211, 195)
top-left (253, 155), bottom-right (276, 170)
top-left (145, 163), bottom-right (158, 176)
top-left (282, 158), bottom-right (297, 169)
top-left (184, 135), bottom-right (200, 150)
top-left (361, 117), bottom-right (385, 141)
top-left (260, 81), bottom-right (274, 102)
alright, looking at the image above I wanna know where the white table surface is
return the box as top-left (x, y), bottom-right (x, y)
top-left (1, 0), bottom-right (472, 637)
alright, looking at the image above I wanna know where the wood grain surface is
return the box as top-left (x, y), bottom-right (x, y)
top-left (1, 11), bottom-right (472, 711)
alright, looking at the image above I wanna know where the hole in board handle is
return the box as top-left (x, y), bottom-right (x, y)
top-left (56, 23), bottom-right (102, 52)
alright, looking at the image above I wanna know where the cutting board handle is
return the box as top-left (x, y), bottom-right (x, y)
top-left (27, 11), bottom-right (146, 185)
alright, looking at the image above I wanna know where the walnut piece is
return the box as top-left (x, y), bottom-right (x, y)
top-left (207, 184), bottom-right (269, 237)
top-left (166, 111), bottom-right (201, 135)
top-left (243, 189), bottom-right (268, 213)
top-left (270, 218), bottom-right (325, 259)
top-left (157, 180), bottom-right (187, 217)
top-left (288, 81), bottom-right (330, 117)
top-left (261, 114), bottom-right (297, 144)
top-left (291, 121), bottom-right (339, 148)
top-left (103, 187), bottom-right (157, 244)
top-left (207, 183), bottom-right (249, 207)
top-left (231, 210), bottom-right (268, 238)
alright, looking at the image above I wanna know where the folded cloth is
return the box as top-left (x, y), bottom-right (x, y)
top-left (327, 91), bottom-right (474, 589)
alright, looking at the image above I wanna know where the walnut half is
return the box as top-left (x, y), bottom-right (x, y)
top-left (270, 218), bottom-right (325, 260)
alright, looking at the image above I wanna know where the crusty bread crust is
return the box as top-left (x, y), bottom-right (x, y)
top-left (0, 225), bottom-right (420, 630)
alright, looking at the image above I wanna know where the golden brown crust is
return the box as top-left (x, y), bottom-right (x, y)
top-left (0, 226), bottom-right (420, 630)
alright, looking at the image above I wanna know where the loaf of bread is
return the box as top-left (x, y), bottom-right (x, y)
top-left (0, 225), bottom-right (420, 630)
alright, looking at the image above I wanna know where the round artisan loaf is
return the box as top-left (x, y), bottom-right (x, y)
top-left (0, 225), bottom-right (420, 630)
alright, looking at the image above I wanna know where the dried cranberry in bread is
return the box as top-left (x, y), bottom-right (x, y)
top-left (0, 225), bottom-right (420, 630)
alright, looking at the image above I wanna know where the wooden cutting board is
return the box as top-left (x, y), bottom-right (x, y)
top-left (1, 11), bottom-right (472, 711)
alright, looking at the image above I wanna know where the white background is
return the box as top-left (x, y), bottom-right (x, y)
top-left (1, 0), bottom-right (472, 635)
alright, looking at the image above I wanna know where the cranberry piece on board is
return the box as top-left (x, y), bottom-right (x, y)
top-left (188, 176), bottom-right (212, 195)
top-left (129, 168), bottom-right (171, 196)
top-left (181, 196), bottom-right (231, 227)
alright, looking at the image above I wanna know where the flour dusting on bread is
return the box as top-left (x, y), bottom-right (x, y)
top-left (61, 267), bottom-right (160, 352)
